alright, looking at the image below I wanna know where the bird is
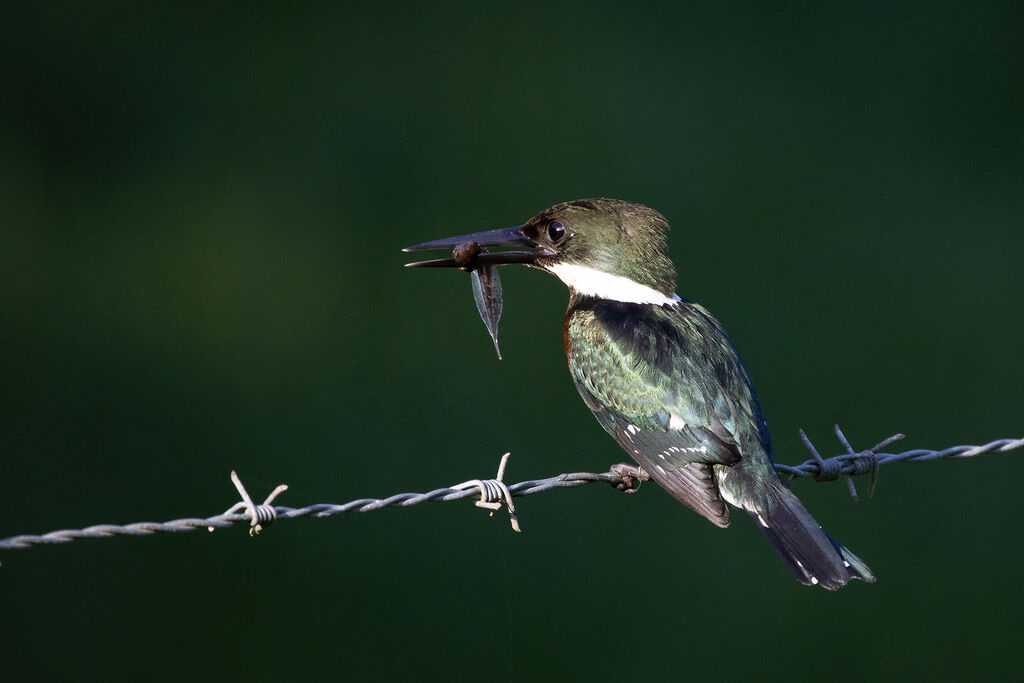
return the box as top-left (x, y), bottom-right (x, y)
top-left (404, 198), bottom-right (874, 589)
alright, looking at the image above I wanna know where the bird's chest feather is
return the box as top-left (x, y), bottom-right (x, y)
top-left (563, 302), bottom-right (680, 428)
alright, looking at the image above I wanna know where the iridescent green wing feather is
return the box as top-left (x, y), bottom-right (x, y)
top-left (565, 298), bottom-right (771, 526)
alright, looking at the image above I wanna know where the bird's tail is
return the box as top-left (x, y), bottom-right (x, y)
top-left (750, 484), bottom-right (875, 590)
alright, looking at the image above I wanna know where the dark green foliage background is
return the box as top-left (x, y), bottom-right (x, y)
top-left (3, 3), bottom-right (1022, 680)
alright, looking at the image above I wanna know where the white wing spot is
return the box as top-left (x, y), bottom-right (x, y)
top-left (668, 413), bottom-right (687, 430)
top-left (655, 465), bottom-right (666, 474)
top-left (756, 513), bottom-right (768, 529)
top-left (843, 561), bottom-right (851, 568)
top-left (793, 558), bottom-right (819, 585)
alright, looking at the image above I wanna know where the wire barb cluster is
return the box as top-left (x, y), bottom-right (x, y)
top-left (216, 470), bottom-right (289, 536)
top-left (791, 425), bottom-right (903, 500)
top-left (450, 452), bottom-right (521, 531)
top-left (1, 428), bottom-right (1022, 555)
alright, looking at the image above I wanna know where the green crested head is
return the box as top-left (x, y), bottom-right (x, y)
top-left (519, 198), bottom-right (678, 300)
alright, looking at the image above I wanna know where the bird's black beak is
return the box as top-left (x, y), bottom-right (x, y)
top-left (403, 225), bottom-right (551, 269)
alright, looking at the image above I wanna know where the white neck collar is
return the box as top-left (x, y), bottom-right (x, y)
top-left (548, 263), bottom-right (679, 306)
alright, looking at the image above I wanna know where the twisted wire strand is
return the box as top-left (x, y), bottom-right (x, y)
top-left (773, 436), bottom-right (1024, 477)
top-left (2, 432), bottom-right (1021, 552)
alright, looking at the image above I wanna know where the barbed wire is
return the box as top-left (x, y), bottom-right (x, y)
top-left (1, 426), bottom-right (1022, 555)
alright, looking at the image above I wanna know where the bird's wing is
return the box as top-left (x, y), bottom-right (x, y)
top-left (574, 381), bottom-right (731, 526)
top-left (566, 299), bottom-right (771, 527)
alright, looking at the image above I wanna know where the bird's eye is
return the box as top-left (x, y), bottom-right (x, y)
top-left (547, 220), bottom-right (566, 243)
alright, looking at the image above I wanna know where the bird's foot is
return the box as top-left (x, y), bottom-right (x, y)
top-left (610, 463), bottom-right (650, 494)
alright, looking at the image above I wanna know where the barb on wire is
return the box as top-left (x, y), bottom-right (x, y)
top-left (216, 470), bottom-right (289, 536)
top-left (450, 452), bottom-right (520, 532)
top-left (791, 425), bottom-right (903, 500)
top-left (1, 429), bottom-right (1022, 555)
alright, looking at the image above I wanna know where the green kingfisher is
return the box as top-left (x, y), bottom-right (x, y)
top-left (404, 198), bottom-right (874, 590)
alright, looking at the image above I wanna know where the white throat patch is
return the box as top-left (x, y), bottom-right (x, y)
top-left (548, 263), bottom-right (679, 306)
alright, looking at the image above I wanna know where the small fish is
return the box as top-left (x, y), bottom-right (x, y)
top-left (453, 240), bottom-right (503, 359)
top-left (471, 265), bottom-right (503, 359)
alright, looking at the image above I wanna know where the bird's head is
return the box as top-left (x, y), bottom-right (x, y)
top-left (404, 198), bottom-right (678, 304)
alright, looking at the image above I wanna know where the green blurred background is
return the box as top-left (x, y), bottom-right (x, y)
top-left (3, 2), bottom-right (1022, 680)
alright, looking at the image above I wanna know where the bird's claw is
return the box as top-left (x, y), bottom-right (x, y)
top-left (610, 462), bottom-right (650, 494)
